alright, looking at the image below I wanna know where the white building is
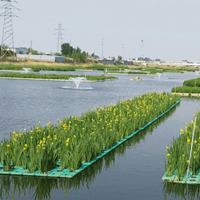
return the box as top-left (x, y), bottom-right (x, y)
top-left (16, 54), bottom-right (65, 63)
top-left (15, 47), bottom-right (29, 55)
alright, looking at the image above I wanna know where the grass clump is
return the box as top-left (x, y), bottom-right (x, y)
top-left (165, 113), bottom-right (200, 179)
top-left (0, 93), bottom-right (179, 173)
top-left (0, 72), bottom-right (116, 81)
top-left (172, 86), bottom-right (200, 94)
top-left (172, 77), bottom-right (200, 94)
top-left (184, 78), bottom-right (200, 87)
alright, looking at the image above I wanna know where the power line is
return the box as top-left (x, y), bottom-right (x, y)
top-left (0, 0), bottom-right (19, 58)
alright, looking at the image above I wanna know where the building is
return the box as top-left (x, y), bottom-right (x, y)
top-left (15, 47), bottom-right (28, 55)
top-left (99, 57), bottom-right (115, 65)
top-left (55, 56), bottom-right (65, 63)
top-left (16, 54), bottom-right (65, 63)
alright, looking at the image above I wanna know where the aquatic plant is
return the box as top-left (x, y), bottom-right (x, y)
top-left (184, 78), bottom-right (200, 87)
top-left (172, 77), bottom-right (200, 94)
top-left (0, 72), bottom-right (115, 81)
top-left (165, 112), bottom-right (200, 179)
top-left (172, 86), bottom-right (200, 94)
top-left (0, 93), bottom-right (179, 173)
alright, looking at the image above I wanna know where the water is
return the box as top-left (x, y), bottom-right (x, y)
top-left (0, 72), bottom-right (200, 200)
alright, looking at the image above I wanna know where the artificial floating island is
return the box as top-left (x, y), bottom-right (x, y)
top-left (0, 93), bottom-right (180, 178)
top-left (163, 112), bottom-right (200, 184)
top-left (0, 72), bottom-right (116, 81)
top-left (172, 77), bottom-right (200, 96)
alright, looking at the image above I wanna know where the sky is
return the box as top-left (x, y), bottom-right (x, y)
top-left (2, 0), bottom-right (200, 61)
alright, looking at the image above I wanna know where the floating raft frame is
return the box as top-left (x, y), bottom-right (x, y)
top-left (163, 172), bottom-right (200, 185)
top-left (0, 100), bottom-right (180, 178)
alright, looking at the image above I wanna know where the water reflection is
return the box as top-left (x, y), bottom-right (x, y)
top-left (164, 182), bottom-right (200, 200)
top-left (0, 108), bottom-right (178, 200)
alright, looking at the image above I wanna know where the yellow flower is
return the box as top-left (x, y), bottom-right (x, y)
top-left (167, 153), bottom-right (171, 157)
top-left (180, 129), bottom-right (184, 135)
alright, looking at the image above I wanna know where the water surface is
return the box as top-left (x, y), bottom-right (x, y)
top-left (0, 72), bottom-right (200, 199)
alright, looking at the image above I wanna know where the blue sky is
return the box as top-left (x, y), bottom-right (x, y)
top-left (3, 0), bottom-right (200, 60)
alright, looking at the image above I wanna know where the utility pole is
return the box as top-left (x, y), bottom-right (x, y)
top-left (29, 40), bottom-right (32, 54)
top-left (0, 0), bottom-right (19, 59)
top-left (121, 43), bottom-right (125, 60)
top-left (140, 39), bottom-right (144, 58)
top-left (55, 24), bottom-right (64, 54)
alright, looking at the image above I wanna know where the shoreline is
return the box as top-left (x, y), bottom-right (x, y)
top-left (0, 77), bottom-right (103, 82)
top-left (172, 92), bottom-right (200, 97)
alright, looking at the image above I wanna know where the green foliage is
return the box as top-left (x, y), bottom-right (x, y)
top-left (184, 78), bottom-right (200, 87)
top-left (61, 43), bottom-right (88, 63)
top-left (28, 48), bottom-right (39, 55)
top-left (172, 77), bottom-right (200, 94)
top-left (0, 93), bottom-right (179, 173)
top-left (0, 62), bottom-right (198, 74)
top-left (165, 113), bottom-right (200, 179)
top-left (0, 45), bottom-right (15, 58)
top-left (0, 72), bottom-right (116, 81)
top-left (172, 86), bottom-right (200, 94)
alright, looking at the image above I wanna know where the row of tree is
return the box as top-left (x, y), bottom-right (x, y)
top-left (0, 43), bottom-right (97, 63)
top-left (61, 43), bottom-right (89, 63)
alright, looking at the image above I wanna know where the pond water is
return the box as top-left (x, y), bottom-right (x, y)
top-left (0, 72), bottom-right (200, 200)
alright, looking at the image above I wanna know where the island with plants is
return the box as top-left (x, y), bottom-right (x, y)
top-left (163, 112), bottom-right (200, 184)
top-left (0, 61), bottom-right (198, 74)
top-left (172, 77), bottom-right (200, 97)
top-left (0, 93), bottom-right (180, 177)
top-left (0, 72), bottom-right (116, 81)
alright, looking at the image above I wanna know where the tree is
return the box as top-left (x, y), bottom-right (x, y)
top-left (61, 43), bottom-right (74, 56)
top-left (61, 43), bottom-right (88, 63)
top-left (0, 45), bottom-right (15, 58)
top-left (28, 48), bottom-right (39, 55)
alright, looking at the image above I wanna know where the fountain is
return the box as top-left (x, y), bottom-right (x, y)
top-left (22, 68), bottom-right (32, 73)
top-left (156, 73), bottom-right (162, 79)
top-left (61, 77), bottom-right (93, 90)
top-left (70, 77), bottom-right (86, 89)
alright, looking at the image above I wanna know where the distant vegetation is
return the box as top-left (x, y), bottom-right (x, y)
top-left (0, 72), bottom-right (116, 81)
top-left (61, 43), bottom-right (92, 63)
top-left (0, 62), bottom-right (199, 74)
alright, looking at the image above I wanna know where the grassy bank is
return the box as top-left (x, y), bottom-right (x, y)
top-left (172, 77), bottom-right (200, 94)
top-left (172, 86), bottom-right (200, 94)
top-left (0, 93), bottom-right (179, 173)
top-left (0, 62), bottom-right (129, 72)
top-left (184, 78), bottom-right (200, 87)
top-left (0, 72), bottom-right (116, 81)
top-left (165, 113), bottom-right (200, 179)
top-left (0, 61), bottom-right (198, 73)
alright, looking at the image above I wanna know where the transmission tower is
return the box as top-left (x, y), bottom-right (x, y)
top-left (55, 24), bottom-right (64, 53)
top-left (0, 0), bottom-right (18, 58)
